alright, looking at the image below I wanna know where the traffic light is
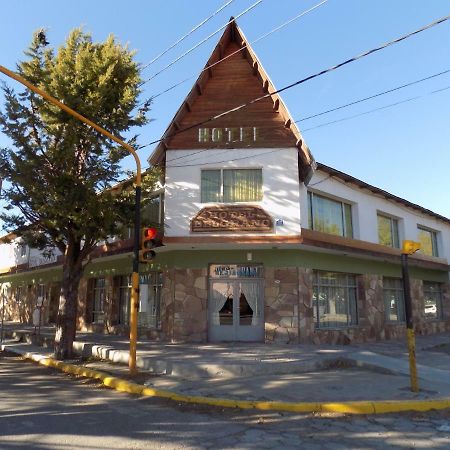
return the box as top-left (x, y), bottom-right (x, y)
top-left (140, 227), bottom-right (158, 262)
top-left (402, 240), bottom-right (421, 255)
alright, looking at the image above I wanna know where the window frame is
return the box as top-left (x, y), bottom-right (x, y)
top-left (423, 281), bottom-right (443, 320)
top-left (312, 270), bottom-right (358, 329)
top-left (383, 277), bottom-right (405, 323)
top-left (200, 168), bottom-right (263, 203)
top-left (417, 226), bottom-right (439, 257)
top-left (377, 213), bottom-right (400, 248)
top-left (91, 278), bottom-right (106, 323)
top-left (307, 191), bottom-right (353, 238)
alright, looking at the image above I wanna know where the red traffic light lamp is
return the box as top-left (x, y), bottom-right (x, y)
top-left (140, 227), bottom-right (158, 262)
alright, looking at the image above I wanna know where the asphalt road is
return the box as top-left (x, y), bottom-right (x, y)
top-left (1, 351), bottom-right (450, 450)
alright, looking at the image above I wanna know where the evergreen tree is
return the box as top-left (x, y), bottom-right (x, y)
top-left (0, 29), bottom-right (156, 359)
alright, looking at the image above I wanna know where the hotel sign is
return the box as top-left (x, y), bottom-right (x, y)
top-left (191, 205), bottom-right (273, 233)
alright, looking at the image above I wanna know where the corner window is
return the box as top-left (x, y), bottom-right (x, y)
top-left (308, 192), bottom-right (353, 238)
top-left (423, 281), bottom-right (443, 320)
top-left (201, 169), bottom-right (262, 203)
top-left (377, 214), bottom-right (399, 248)
top-left (417, 226), bottom-right (439, 257)
top-left (312, 271), bottom-right (358, 328)
top-left (142, 193), bottom-right (164, 227)
top-left (383, 278), bottom-right (405, 322)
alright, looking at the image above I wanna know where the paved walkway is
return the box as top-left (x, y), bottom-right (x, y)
top-left (2, 322), bottom-right (450, 404)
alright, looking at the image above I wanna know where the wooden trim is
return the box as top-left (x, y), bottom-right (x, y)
top-left (163, 235), bottom-right (303, 245)
top-left (301, 229), bottom-right (450, 270)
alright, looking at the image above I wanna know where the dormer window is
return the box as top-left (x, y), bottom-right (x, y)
top-left (201, 169), bottom-right (262, 203)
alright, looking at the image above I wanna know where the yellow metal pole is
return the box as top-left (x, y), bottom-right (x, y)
top-left (0, 64), bottom-right (141, 374)
top-left (401, 240), bottom-right (421, 393)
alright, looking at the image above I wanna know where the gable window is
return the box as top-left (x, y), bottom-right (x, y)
top-left (417, 226), bottom-right (439, 257)
top-left (308, 192), bottom-right (353, 238)
top-left (383, 278), bottom-right (405, 322)
top-left (201, 169), bottom-right (262, 203)
top-left (312, 271), bottom-right (358, 328)
top-left (377, 214), bottom-right (399, 248)
top-left (423, 281), bottom-right (443, 320)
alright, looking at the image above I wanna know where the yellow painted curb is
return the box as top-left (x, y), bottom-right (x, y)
top-left (18, 350), bottom-right (450, 415)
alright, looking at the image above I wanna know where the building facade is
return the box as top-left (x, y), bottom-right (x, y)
top-left (1, 21), bottom-right (449, 345)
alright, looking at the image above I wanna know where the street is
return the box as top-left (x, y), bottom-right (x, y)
top-left (1, 351), bottom-right (450, 449)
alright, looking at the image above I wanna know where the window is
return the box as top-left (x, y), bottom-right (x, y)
top-left (201, 169), bottom-right (262, 203)
top-left (417, 226), bottom-right (439, 257)
top-left (308, 192), bottom-right (353, 238)
top-left (138, 272), bottom-right (162, 328)
top-left (118, 275), bottom-right (131, 325)
top-left (423, 282), bottom-right (443, 320)
top-left (312, 271), bottom-right (358, 328)
top-left (383, 278), bottom-right (405, 322)
top-left (20, 244), bottom-right (27, 257)
top-left (377, 214), bottom-right (399, 248)
top-left (91, 278), bottom-right (105, 323)
top-left (142, 193), bottom-right (164, 227)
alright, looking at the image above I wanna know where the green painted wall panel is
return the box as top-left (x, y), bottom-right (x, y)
top-left (1, 248), bottom-right (448, 285)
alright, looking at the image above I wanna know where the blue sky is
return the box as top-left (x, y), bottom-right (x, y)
top-left (1, 0), bottom-right (450, 218)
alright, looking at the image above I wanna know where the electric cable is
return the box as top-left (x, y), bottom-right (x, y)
top-left (140, 0), bottom-right (263, 85)
top-left (295, 68), bottom-right (450, 123)
top-left (139, 12), bottom-right (450, 151)
top-left (141, 0), bottom-right (235, 71)
top-left (302, 85), bottom-right (450, 132)
top-left (163, 67), bottom-right (450, 165)
top-left (150, 0), bottom-right (329, 100)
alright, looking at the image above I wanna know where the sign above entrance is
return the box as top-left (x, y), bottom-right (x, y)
top-left (191, 206), bottom-right (273, 233)
top-left (210, 264), bottom-right (263, 278)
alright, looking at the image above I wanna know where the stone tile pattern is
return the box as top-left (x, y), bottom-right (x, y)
top-left (4, 267), bottom-right (450, 345)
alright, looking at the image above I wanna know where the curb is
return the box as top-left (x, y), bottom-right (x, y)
top-left (3, 345), bottom-right (450, 415)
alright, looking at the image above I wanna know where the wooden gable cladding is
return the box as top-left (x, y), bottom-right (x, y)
top-left (168, 42), bottom-right (296, 150)
top-left (149, 19), bottom-right (315, 181)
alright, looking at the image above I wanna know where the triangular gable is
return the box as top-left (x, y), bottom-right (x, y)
top-left (149, 19), bottom-right (315, 181)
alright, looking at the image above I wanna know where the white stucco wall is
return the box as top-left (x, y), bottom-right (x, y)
top-left (300, 170), bottom-right (450, 261)
top-left (164, 148), bottom-right (301, 237)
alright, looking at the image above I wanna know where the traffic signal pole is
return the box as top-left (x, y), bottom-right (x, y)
top-left (0, 64), bottom-right (142, 374)
top-left (401, 240), bottom-right (421, 393)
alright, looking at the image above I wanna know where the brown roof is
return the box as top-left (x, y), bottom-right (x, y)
top-left (316, 162), bottom-right (450, 225)
top-left (148, 19), bottom-right (315, 181)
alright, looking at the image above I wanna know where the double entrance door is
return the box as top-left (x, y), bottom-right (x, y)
top-left (208, 278), bottom-right (264, 342)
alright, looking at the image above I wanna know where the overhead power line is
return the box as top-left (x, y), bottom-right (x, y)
top-left (165, 84), bottom-right (450, 168)
top-left (163, 68), bottom-right (450, 165)
top-left (296, 68), bottom-right (450, 123)
top-left (150, 0), bottom-right (329, 100)
top-left (141, 0), bottom-right (235, 71)
top-left (139, 12), bottom-right (450, 151)
top-left (301, 84), bottom-right (450, 132)
top-left (140, 0), bottom-right (263, 85)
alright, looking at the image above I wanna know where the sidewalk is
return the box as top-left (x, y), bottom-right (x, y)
top-left (2, 321), bottom-right (450, 405)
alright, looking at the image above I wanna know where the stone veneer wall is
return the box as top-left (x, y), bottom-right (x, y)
top-left (265, 267), bottom-right (300, 344)
top-left (161, 268), bottom-right (208, 342)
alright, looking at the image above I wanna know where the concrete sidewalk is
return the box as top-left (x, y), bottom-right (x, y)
top-left (2, 322), bottom-right (450, 404)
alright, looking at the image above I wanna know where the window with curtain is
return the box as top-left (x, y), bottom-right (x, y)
top-left (312, 271), bottom-right (358, 328)
top-left (417, 226), bottom-right (439, 257)
top-left (201, 169), bottom-right (262, 203)
top-left (423, 281), bottom-right (443, 320)
top-left (383, 277), bottom-right (405, 322)
top-left (377, 214), bottom-right (400, 248)
top-left (308, 192), bottom-right (353, 238)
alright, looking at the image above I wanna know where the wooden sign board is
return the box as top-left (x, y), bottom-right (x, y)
top-left (191, 206), bottom-right (273, 233)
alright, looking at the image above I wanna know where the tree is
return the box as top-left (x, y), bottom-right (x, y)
top-left (0, 29), bottom-right (157, 359)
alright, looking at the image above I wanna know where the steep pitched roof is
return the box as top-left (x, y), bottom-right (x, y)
top-left (148, 19), bottom-right (315, 182)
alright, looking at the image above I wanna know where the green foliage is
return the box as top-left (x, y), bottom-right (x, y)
top-left (0, 28), bottom-right (156, 256)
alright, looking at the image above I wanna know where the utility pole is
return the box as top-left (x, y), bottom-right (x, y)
top-left (401, 240), bottom-right (421, 393)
